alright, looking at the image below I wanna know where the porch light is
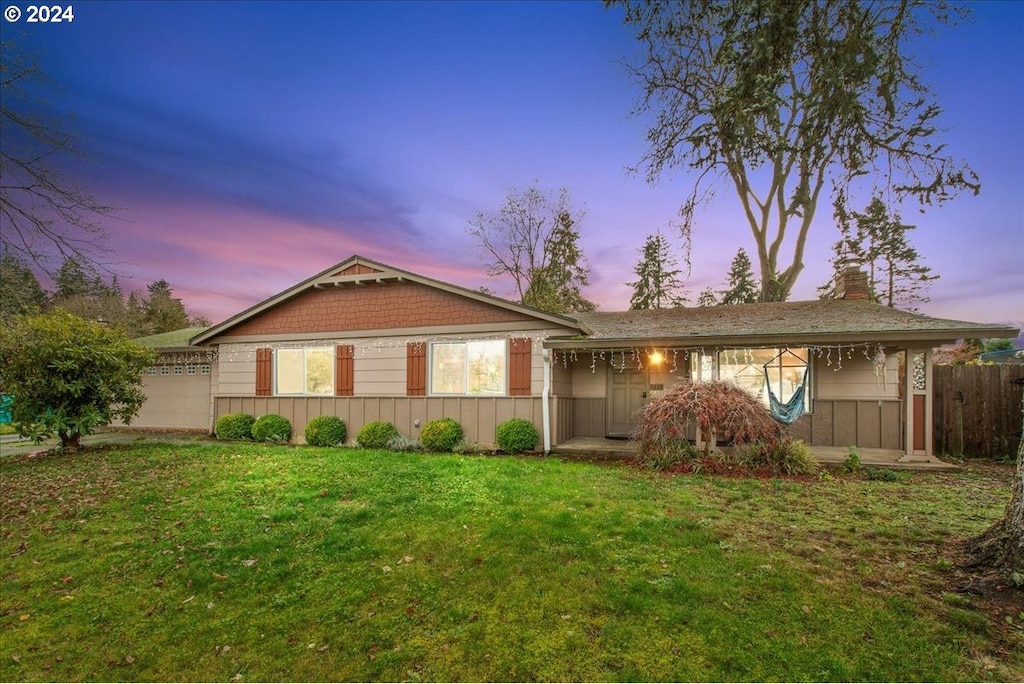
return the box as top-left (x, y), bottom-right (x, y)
top-left (649, 351), bottom-right (664, 365)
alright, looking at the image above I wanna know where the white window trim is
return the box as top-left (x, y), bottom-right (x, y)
top-left (429, 339), bottom-right (508, 397)
top-left (274, 347), bottom-right (334, 396)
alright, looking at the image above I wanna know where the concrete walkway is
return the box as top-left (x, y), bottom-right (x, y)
top-left (553, 436), bottom-right (960, 472)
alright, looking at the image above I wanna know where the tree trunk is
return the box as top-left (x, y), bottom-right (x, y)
top-left (58, 429), bottom-right (82, 450)
top-left (964, 389), bottom-right (1024, 577)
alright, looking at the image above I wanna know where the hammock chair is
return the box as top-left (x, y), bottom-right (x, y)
top-left (763, 350), bottom-right (809, 425)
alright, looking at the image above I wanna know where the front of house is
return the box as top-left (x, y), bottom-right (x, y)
top-left (133, 255), bottom-right (1017, 461)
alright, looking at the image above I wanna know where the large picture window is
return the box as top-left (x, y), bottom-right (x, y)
top-left (275, 347), bottom-right (334, 395)
top-left (430, 340), bottom-right (506, 395)
top-left (717, 348), bottom-right (811, 410)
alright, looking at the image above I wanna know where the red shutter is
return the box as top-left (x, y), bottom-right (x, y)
top-left (407, 342), bottom-right (426, 396)
top-left (509, 337), bottom-right (532, 396)
top-left (336, 344), bottom-right (354, 396)
top-left (255, 347), bottom-right (272, 396)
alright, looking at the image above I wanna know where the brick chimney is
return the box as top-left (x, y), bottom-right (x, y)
top-left (835, 259), bottom-right (870, 300)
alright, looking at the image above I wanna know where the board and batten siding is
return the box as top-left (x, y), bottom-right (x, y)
top-left (814, 354), bottom-right (899, 400)
top-left (214, 395), bottom-right (547, 448)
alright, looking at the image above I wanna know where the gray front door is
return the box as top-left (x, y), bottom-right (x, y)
top-left (607, 367), bottom-right (647, 437)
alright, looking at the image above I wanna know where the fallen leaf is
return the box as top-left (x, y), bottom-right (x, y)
top-left (18, 614), bottom-right (29, 621)
top-left (382, 565), bottom-right (392, 573)
top-left (11, 655), bottom-right (20, 664)
top-left (220, 645), bottom-right (231, 654)
top-left (801, 605), bottom-right (812, 613)
top-left (213, 572), bottom-right (228, 581)
top-left (182, 595), bottom-right (195, 604)
top-left (61, 576), bottom-right (73, 583)
top-left (318, 645), bottom-right (328, 652)
top-left (231, 674), bottom-right (243, 682)
top-left (207, 602), bottom-right (215, 609)
top-left (242, 559), bottom-right (257, 567)
top-left (125, 655), bottom-right (135, 665)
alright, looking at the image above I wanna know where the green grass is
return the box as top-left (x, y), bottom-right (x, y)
top-left (1, 443), bottom-right (1020, 681)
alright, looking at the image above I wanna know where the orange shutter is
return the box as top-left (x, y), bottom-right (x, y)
top-left (407, 342), bottom-right (426, 396)
top-left (255, 347), bottom-right (272, 396)
top-left (509, 337), bottom-right (532, 396)
top-left (336, 345), bottom-right (354, 396)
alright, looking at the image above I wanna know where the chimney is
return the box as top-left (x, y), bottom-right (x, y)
top-left (835, 259), bottom-right (870, 300)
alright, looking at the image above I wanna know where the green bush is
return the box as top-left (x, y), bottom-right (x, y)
top-left (639, 438), bottom-right (698, 470)
top-left (304, 415), bottom-right (347, 447)
top-left (386, 434), bottom-right (421, 452)
top-left (842, 446), bottom-right (862, 474)
top-left (763, 437), bottom-right (819, 476)
top-left (357, 421), bottom-right (400, 449)
top-left (864, 466), bottom-right (900, 482)
top-left (215, 412), bottom-right (255, 441)
top-left (495, 418), bottom-right (539, 453)
top-left (420, 418), bottom-right (463, 452)
top-left (251, 414), bottom-right (292, 443)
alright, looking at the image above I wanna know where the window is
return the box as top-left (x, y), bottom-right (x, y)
top-left (160, 366), bottom-right (170, 376)
top-left (173, 366), bottom-right (183, 376)
top-left (717, 348), bottom-right (810, 410)
top-left (430, 340), bottom-right (506, 395)
top-left (186, 364), bottom-right (197, 376)
top-left (200, 364), bottom-right (211, 375)
top-left (147, 367), bottom-right (158, 376)
top-left (275, 347), bottom-right (333, 395)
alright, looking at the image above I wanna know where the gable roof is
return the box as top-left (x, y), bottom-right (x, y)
top-left (191, 255), bottom-right (587, 345)
top-left (545, 300), bottom-right (1019, 349)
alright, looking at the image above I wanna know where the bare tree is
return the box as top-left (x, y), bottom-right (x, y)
top-left (1, 40), bottom-right (116, 274)
top-left (467, 183), bottom-right (594, 313)
top-left (610, 0), bottom-right (978, 301)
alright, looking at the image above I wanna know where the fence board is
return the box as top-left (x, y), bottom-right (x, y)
top-left (933, 365), bottom-right (1024, 458)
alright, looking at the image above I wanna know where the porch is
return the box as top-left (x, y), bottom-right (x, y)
top-left (552, 436), bottom-right (959, 472)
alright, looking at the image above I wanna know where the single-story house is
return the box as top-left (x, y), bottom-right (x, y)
top-left (132, 255), bottom-right (1018, 462)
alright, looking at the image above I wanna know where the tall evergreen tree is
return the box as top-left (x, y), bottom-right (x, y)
top-left (719, 248), bottom-right (760, 305)
top-left (0, 252), bottom-right (47, 319)
top-left (628, 232), bottom-right (687, 309)
top-left (142, 279), bottom-right (190, 335)
top-left (523, 210), bottom-right (596, 313)
top-left (819, 195), bottom-right (937, 309)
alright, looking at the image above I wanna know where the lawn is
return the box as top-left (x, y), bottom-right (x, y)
top-left (1, 442), bottom-right (1020, 681)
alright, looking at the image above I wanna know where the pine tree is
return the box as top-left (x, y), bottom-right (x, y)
top-left (523, 210), bottom-right (596, 313)
top-left (819, 195), bottom-right (937, 309)
top-left (719, 248), bottom-right (760, 305)
top-left (697, 288), bottom-right (718, 307)
top-left (628, 232), bottom-right (687, 309)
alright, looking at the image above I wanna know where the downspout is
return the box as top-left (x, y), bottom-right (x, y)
top-left (542, 348), bottom-right (552, 454)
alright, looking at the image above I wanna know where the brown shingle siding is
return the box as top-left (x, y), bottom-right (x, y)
top-left (228, 281), bottom-right (534, 337)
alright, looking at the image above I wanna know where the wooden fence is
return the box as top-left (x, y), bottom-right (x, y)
top-left (933, 365), bottom-right (1024, 458)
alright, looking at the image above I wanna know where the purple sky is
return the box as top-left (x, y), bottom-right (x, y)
top-left (6, 1), bottom-right (1023, 328)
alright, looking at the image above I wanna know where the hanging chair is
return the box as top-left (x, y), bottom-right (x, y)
top-left (763, 350), bottom-right (809, 425)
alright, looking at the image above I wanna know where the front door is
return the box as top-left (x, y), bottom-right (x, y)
top-left (607, 367), bottom-right (647, 437)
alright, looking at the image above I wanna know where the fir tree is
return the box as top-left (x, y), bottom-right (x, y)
top-left (628, 232), bottom-right (687, 309)
top-left (719, 248), bottom-right (760, 305)
top-left (697, 288), bottom-right (718, 307)
top-left (819, 195), bottom-right (937, 309)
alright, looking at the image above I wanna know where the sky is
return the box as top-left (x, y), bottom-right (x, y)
top-left (3, 0), bottom-right (1022, 328)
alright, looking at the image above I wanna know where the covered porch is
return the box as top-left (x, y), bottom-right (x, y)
top-left (552, 436), bottom-right (960, 472)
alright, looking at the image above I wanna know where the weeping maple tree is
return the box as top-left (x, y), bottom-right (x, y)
top-left (610, 0), bottom-right (978, 301)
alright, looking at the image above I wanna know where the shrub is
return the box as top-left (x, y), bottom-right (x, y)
top-left (420, 418), bottom-right (463, 452)
top-left (633, 381), bottom-right (782, 463)
top-left (215, 412), bottom-right (255, 441)
top-left (865, 466), bottom-right (900, 482)
top-left (639, 438), bottom-right (699, 470)
top-left (251, 414), bottom-right (292, 443)
top-left (357, 421), bottom-right (400, 449)
top-left (386, 434), bottom-right (421, 452)
top-left (495, 418), bottom-right (539, 453)
top-left (304, 415), bottom-right (347, 447)
top-left (842, 446), bottom-right (862, 474)
top-left (761, 437), bottom-right (819, 476)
